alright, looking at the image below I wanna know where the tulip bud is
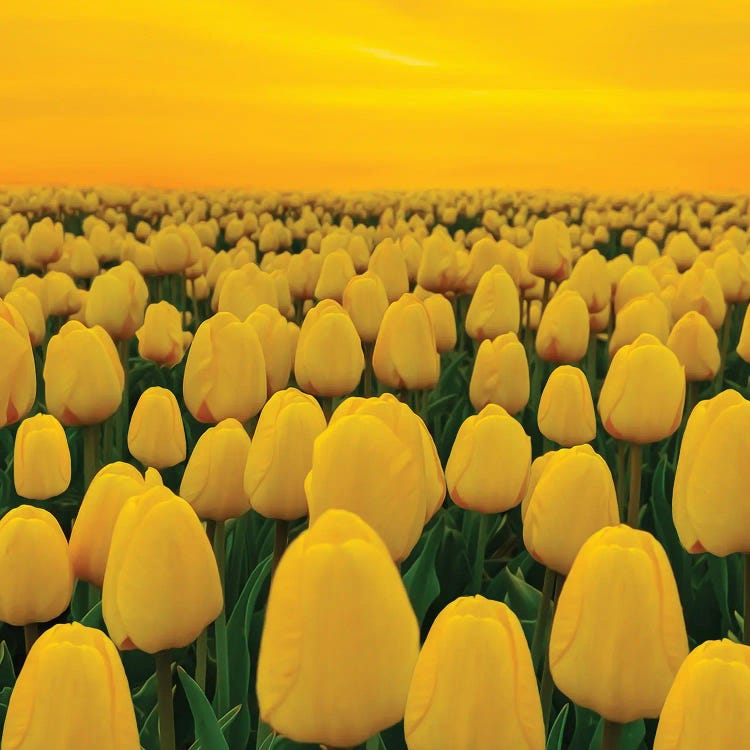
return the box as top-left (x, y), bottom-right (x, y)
top-left (614, 265), bottom-right (661, 313)
top-left (400, 234), bottom-right (423, 282)
top-left (423, 292), bottom-right (457, 352)
top-left (671, 264), bottom-right (727, 329)
top-left (609, 292), bottom-right (671, 356)
top-left (404, 596), bottom-right (544, 750)
top-left (286, 249), bottom-right (322, 300)
top-left (294, 300), bottom-right (364, 397)
top-left (535, 290), bottom-right (589, 363)
top-left (245, 388), bottom-right (327, 520)
top-left (25, 218), bottom-right (63, 267)
top-left (103, 484), bottom-right (223, 652)
top-left (342, 271), bottom-right (389, 343)
top-left (257, 509), bottom-right (419, 747)
top-left (598, 333), bottom-right (685, 444)
top-left (522, 445), bottom-right (618, 574)
top-left (41, 271), bottom-right (80, 318)
top-left (3, 288), bottom-right (45, 346)
top-left (0, 300), bottom-right (36, 428)
top-left (667, 311), bottom-right (720, 381)
top-left (464, 265), bottom-right (520, 340)
top-left (537, 365), bottom-right (596, 446)
top-left (373, 294), bottom-right (440, 390)
top-left (1, 622), bottom-right (139, 750)
top-left (183, 312), bottom-right (267, 422)
top-left (68, 236), bottom-right (100, 278)
top-left (1, 233), bottom-right (25, 265)
top-left (665, 231), bottom-right (699, 271)
top-left (247, 304), bottom-right (293, 396)
top-left (135, 301), bottom-right (187, 367)
top-left (714, 247), bottom-right (750, 303)
top-left (314, 248), bottom-right (356, 301)
top-left (653, 639), bottom-right (750, 750)
top-left (150, 224), bottom-right (201, 274)
top-left (469, 333), bottom-right (529, 414)
top-left (0, 260), bottom-right (19, 296)
top-left (417, 233), bottom-right (459, 293)
top-left (0, 506), bottom-right (73, 626)
top-left (550, 525), bottom-right (688, 722)
top-left (127, 387), bottom-right (186, 469)
top-left (369, 238), bottom-right (410, 302)
top-left (70, 463), bottom-right (162, 587)
top-left (528, 218), bottom-right (571, 281)
top-left (446, 404), bottom-right (531, 513)
top-left (44, 321), bottom-right (124, 426)
top-left (14, 413), bottom-right (71, 500)
top-left (180, 418), bottom-right (252, 521)
top-left (306, 394), bottom-right (444, 561)
top-left (86, 261), bottom-right (149, 340)
top-left (567, 249), bottom-right (611, 313)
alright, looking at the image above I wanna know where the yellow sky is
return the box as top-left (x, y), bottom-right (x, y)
top-left (2, 0), bottom-right (749, 192)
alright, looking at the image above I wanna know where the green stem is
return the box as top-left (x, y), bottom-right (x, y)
top-left (213, 520), bottom-right (230, 716)
top-left (195, 628), bottom-right (208, 692)
top-left (471, 513), bottom-right (489, 594)
top-left (717, 304), bottom-right (734, 393)
top-left (627, 443), bottom-right (643, 528)
top-left (155, 651), bottom-right (175, 750)
top-left (541, 278), bottom-right (552, 313)
top-left (585, 336), bottom-right (597, 388)
top-left (83, 423), bottom-right (100, 488)
top-left (87, 582), bottom-right (100, 613)
top-left (363, 342), bottom-right (374, 398)
top-left (600, 719), bottom-right (622, 750)
top-left (272, 519), bottom-right (290, 575)
top-left (191, 285), bottom-right (200, 330)
top-left (539, 573), bottom-right (564, 729)
top-left (24, 623), bottom-right (39, 655)
top-left (530, 566), bottom-right (555, 670)
top-left (744, 553), bottom-right (750, 646)
top-left (615, 440), bottom-right (627, 522)
top-left (685, 380), bottom-right (698, 421)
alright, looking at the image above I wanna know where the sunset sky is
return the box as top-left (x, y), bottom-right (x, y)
top-left (2, 0), bottom-right (749, 192)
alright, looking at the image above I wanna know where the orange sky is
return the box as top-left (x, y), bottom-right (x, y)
top-left (2, 0), bottom-right (749, 192)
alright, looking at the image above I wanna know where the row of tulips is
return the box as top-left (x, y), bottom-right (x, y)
top-left (1, 192), bottom-right (750, 750)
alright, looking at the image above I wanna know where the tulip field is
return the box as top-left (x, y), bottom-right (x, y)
top-left (2, 186), bottom-right (750, 750)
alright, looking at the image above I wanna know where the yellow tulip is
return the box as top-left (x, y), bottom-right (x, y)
top-left (598, 333), bottom-right (685, 444)
top-left (217, 264), bottom-right (279, 319)
top-left (135, 301), bottom-right (187, 367)
top-left (549, 525), bottom-right (688, 722)
top-left (257, 509), bottom-right (419, 747)
top-left (85, 261), bottom-right (149, 340)
top-left (528, 217), bottom-right (571, 281)
top-left (247, 304), bottom-right (293, 396)
top-left (671, 264), bottom-right (727, 330)
top-left (0, 506), bottom-right (73, 626)
top-left (13, 413), bottom-right (71, 500)
top-left (665, 231), bottom-right (700, 271)
top-left (180, 418), bottom-right (252, 521)
top-left (150, 224), bottom-right (201, 274)
top-left (653, 639), bottom-right (750, 750)
top-left (294, 299), bottom-right (364, 397)
top-left (1, 623), bottom-right (139, 750)
top-left (667, 311), bottom-right (720, 382)
top-left (632, 237), bottom-right (660, 265)
top-left (70, 463), bottom-right (162, 587)
top-left (68, 235), bottom-right (100, 278)
top-left (464, 265), bottom-right (520, 340)
top-left (342, 271), bottom-right (389, 343)
top-left (25, 218), bottom-right (64, 267)
top-left (3, 288), bottom-right (45, 346)
top-left (0, 299), bottom-right (36, 428)
top-left (44, 321), bottom-right (124, 426)
top-left (469, 332), bottom-right (529, 414)
top-left (369, 238), bottom-right (410, 302)
top-left (416, 233), bottom-right (459, 293)
top-left (0, 259), bottom-right (19, 296)
top-left (183, 312), bottom-right (267, 422)
top-left (614, 265), bottom-right (661, 313)
top-left (522, 445), bottom-right (618, 574)
top-left (286, 249), bottom-right (322, 300)
top-left (423, 292), bottom-right (457, 352)
top-left (41, 271), bottom-right (80, 318)
top-left (404, 596), bottom-right (544, 750)
top-left (373, 294), bottom-right (440, 390)
top-left (245, 388), bottom-right (327, 521)
top-left (314, 248), bottom-right (356, 301)
top-left (127, 387), bottom-right (186, 469)
top-left (566, 249), bottom-right (610, 313)
top-left (713, 246), bottom-right (750, 303)
top-left (446, 404), bottom-right (531, 513)
top-left (102, 484), bottom-right (223, 653)
top-left (535, 289), bottom-right (590, 363)
top-left (537, 365), bottom-right (596, 446)
top-left (609, 292), bottom-right (671, 356)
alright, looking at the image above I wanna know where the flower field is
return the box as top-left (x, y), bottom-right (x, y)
top-left (1, 186), bottom-right (749, 749)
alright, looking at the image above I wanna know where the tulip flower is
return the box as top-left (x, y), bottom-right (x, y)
top-left (667, 311), bottom-right (720, 382)
top-left (217, 264), bottom-right (279, 319)
top-left (41, 271), bottom-right (80, 318)
top-left (549, 525), bottom-right (688, 723)
top-left (68, 235), bottom-right (100, 278)
top-left (0, 259), bottom-right (19, 296)
top-left (665, 231), bottom-right (699, 271)
top-left (25, 218), bottom-right (63, 267)
top-left (713, 246), bottom-right (750, 303)
top-left (0, 506), bottom-right (73, 626)
top-left (70, 462), bottom-right (162, 587)
top-left (422, 292), bottom-right (457, 352)
top-left (13, 413), bottom-right (71, 500)
top-left (528, 217), bottom-right (571, 282)
top-left (469, 332), bottom-right (529, 414)
top-left (85, 261), bottom-right (149, 340)
top-left (373, 293), bottom-right (440, 390)
top-left (3, 287), bottom-right (45, 346)
top-left (1, 233), bottom-right (26, 266)
top-left (404, 596), bottom-right (544, 750)
top-left (567, 249), bottom-right (610, 313)
top-left (102, 484), bottom-right (223, 653)
top-left (135, 301), bottom-right (187, 367)
top-left (0, 299), bottom-right (35, 429)
top-left (183, 312), bottom-right (267, 422)
top-left (286, 249), bottom-right (322, 300)
top-left (537, 365), bottom-right (596, 446)
top-left (613, 265), bottom-right (661, 313)
top-left (342, 271), bottom-right (389, 343)
top-left (294, 299), bottom-right (364, 397)
top-left (446, 404), bottom-right (531, 513)
top-left (522, 445), bottom-right (619, 574)
top-left (247, 304), bottom-right (293, 396)
top-left (180, 418), bottom-right (252, 521)
top-left (257, 509), bottom-right (419, 747)
top-left (535, 289), bottom-right (590, 363)
top-left (44, 321), bottom-right (124, 426)
top-left (369, 238), bottom-right (410, 302)
top-left (632, 237), bottom-right (660, 265)
top-left (653, 639), bottom-right (750, 750)
top-left (314, 248), bottom-right (356, 301)
top-left (671, 264), bottom-right (726, 330)
top-left (461, 237), bottom-right (522, 293)
top-left (127, 387), bottom-right (186, 469)
top-left (609, 292), bottom-right (671, 356)
top-left (464, 264), bottom-right (520, 340)
top-left (150, 224), bottom-right (201, 274)
top-left (245, 388), bottom-right (327, 521)
top-left (306, 394), bottom-right (444, 561)
top-left (1, 623), bottom-right (140, 750)
top-left (416, 233), bottom-right (459, 293)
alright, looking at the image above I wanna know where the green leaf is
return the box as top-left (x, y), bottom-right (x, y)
top-left (80, 601), bottom-right (103, 628)
top-left (403, 519), bottom-right (443, 623)
top-left (132, 673), bottom-right (158, 725)
top-left (365, 734), bottom-right (388, 750)
top-left (500, 567), bottom-right (541, 621)
top-left (177, 666), bottom-right (229, 750)
top-left (189, 705), bottom-right (242, 750)
top-left (589, 719), bottom-right (646, 750)
top-left (0, 685), bottom-right (14, 734)
top-left (546, 703), bottom-right (570, 750)
top-left (0, 642), bottom-right (16, 689)
top-left (138, 701), bottom-right (160, 750)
